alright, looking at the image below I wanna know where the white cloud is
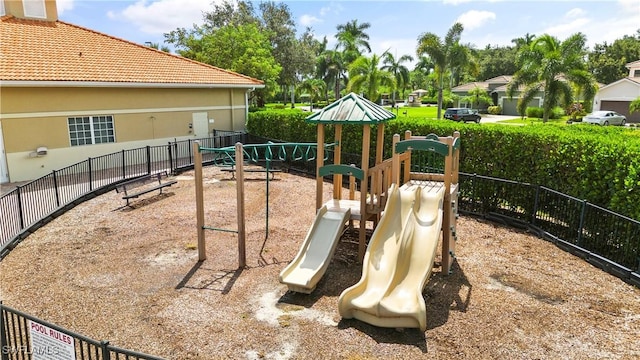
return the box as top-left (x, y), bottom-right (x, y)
top-left (56, 0), bottom-right (74, 15)
top-left (543, 18), bottom-right (591, 40)
top-left (443, 0), bottom-right (473, 5)
top-left (107, 0), bottom-right (217, 35)
top-left (319, 2), bottom-right (344, 16)
top-left (617, 0), bottom-right (639, 12)
top-left (299, 14), bottom-right (321, 27)
top-left (456, 10), bottom-right (496, 31)
top-left (565, 7), bottom-right (586, 18)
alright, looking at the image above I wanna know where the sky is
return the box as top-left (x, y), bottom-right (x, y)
top-left (56, 0), bottom-right (640, 66)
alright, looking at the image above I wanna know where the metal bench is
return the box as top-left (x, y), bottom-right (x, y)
top-left (115, 171), bottom-right (177, 206)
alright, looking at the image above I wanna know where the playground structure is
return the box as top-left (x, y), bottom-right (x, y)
top-left (193, 92), bottom-right (460, 330)
top-left (192, 140), bottom-right (335, 266)
top-left (338, 131), bottom-right (460, 331)
top-left (279, 93), bottom-right (460, 322)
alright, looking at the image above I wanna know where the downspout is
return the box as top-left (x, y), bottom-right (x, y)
top-left (245, 87), bottom-right (255, 130)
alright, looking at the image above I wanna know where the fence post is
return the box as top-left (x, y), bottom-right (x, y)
top-left (146, 146), bottom-right (152, 175)
top-left (188, 139), bottom-right (193, 165)
top-left (52, 170), bottom-right (60, 208)
top-left (0, 301), bottom-right (7, 360)
top-left (532, 185), bottom-right (540, 226)
top-left (121, 150), bottom-right (126, 180)
top-left (168, 142), bottom-right (175, 175)
top-left (101, 340), bottom-right (111, 360)
top-left (16, 186), bottom-right (24, 230)
top-left (88, 157), bottom-right (94, 191)
top-left (577, 200), bottom-right (587, 247)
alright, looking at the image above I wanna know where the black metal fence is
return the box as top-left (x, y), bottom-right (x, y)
top-left (458, 173), bottom-right (640, 286)
top-left (1, 303), bottom-right (164, 360)
top-left (1, 131), bottom-right (639, 359)
top-left (0, 131), bottom-right (248, 258)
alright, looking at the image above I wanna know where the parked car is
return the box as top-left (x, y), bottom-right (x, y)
top-left (583, 111), bottom-right (626, 126)
top-left (444, 108), bottom-right (481, 123)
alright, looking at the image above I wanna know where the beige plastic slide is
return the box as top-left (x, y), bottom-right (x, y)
top-left (279, 205), bottom-right (350, 293)
top-left (338, 182), bottom-right (445, 331)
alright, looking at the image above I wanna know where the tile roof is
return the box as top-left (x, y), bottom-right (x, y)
top-left (451, 82), bottom-right (489, 92)
top-left (0, 16), bottom-right (263, 87)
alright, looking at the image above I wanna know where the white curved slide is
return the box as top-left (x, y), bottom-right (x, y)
top-left (279, 205), bottom-right (350, 293)
top-left (338, 182), bottom-right (445, 331)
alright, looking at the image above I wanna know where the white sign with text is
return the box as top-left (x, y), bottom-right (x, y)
top-left (29, 320), bottom-right (76, 360)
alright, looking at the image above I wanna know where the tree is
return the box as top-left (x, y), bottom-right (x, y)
top-left (631, 97), bottom-right (640, 114)
top-left (335, 19), bottom-right (371, 65)
top-left (317, 48), bottom-right (348, 100)
top-left (475, 45), bottom-right (518, 80)
top-left (299, 78), bottom-right (326, 110)
top-left (508, 33), bottom-right (596, 122)
top-left (463, 86), bottom-right (492, 109)
top-left (145, 42), bottom-right (171, 53)
top-left (589, 30), bottom-right (640, 84)
top-left (511, 33), bottom-right (535, 50)
top-left (170, 23), bottom-right (280, 107)
top-left (347, 53), bottom-right (394, 103)
top-left (416, 22), bottom-right (467, 119)
top-left (382, 52), bottom-right (414, 103)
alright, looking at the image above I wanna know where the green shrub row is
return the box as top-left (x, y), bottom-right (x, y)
top-left (248, 110), bottom-right (640, 219)
top-left (526, 106), bottom-right (566, 119)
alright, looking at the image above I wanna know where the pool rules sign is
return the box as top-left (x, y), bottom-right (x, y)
top-left (29, 320), bottom-right (76, 360)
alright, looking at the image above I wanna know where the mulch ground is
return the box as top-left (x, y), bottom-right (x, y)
top-left (1, 167), bottom-right (638, 360)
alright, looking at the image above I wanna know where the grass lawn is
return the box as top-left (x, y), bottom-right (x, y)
top-left (498, 116), bottom-right (570, 125)
top-left (385, 105), bottom-right (439, 119)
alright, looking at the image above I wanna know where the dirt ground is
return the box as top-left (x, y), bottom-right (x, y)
top-left (1, 166), bottom-right (639, 360)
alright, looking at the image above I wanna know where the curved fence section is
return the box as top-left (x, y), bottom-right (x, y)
top-left (0, 132), bottom-right (639, 359)
top-left (458, 173), bottom-right (640, 286)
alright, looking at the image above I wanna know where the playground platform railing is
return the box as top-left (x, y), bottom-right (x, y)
top-left (0, 132), bottom-right (639, 358)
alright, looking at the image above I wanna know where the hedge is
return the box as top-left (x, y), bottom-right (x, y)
top-left (247, 110), bottom-right (640, 220)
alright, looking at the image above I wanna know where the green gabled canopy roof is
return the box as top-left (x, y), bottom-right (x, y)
top-left (305, 92), bottom-right (396, 124)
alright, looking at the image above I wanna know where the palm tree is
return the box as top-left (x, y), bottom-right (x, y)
top-left (631, 97), bottom-right (640, 114)
top-left (416, 22), bottom-right (467, 119)
top-left (511, 33), bottom-right (535, 50)
top-left (317, 49), bottom-right (348, 100)
top-left (464, 86), bottom-right (492, 109)
top-left (299, 78), bottom-right (326, 110)
top-left (507, 33), bottom-right (597, 122)
top-left (335, 20), bottom-right (371, 65)
top-left (382, 52), bottom-right (414, 104)
top-left (347, 53), bottom-right (394, 103)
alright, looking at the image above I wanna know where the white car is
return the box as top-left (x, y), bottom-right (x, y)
top-left (583, 111), bottom-right (626, 126)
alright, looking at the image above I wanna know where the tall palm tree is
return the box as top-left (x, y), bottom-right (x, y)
top-left (335, 20), bottom-right (371, 65)
top-left (382, 52), bottom-right (414, 103)
top-left (507, 33), bottom-right (596, 122)
top-left (299, 78), bottom-right (326, 110)
top-left (511, 33), bottom-right (535, 50)
top-left (416, 22), bottom-right (467, 119)
top-left (317, 49), bottom-right (348, 100)
top-left (347, 53), bottom-right (394, 103)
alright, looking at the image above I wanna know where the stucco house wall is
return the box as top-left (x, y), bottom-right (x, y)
top-left (0, 0), bottom-right (264, 182)
top-left (592, 60), bottom-right (640, 123)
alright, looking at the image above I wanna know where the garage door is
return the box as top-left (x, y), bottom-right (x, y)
top-left (502, 99), bottom-right (518, 116)
top-left (601, 101), bottom-right (640, 123)
top-left (502, 98), bottom-right (541, 117)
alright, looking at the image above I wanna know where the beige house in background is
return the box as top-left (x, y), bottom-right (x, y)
top-left (592, 60), bottom-right (640, 123)
top-left (0, 0), bottom-right (264, 183)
